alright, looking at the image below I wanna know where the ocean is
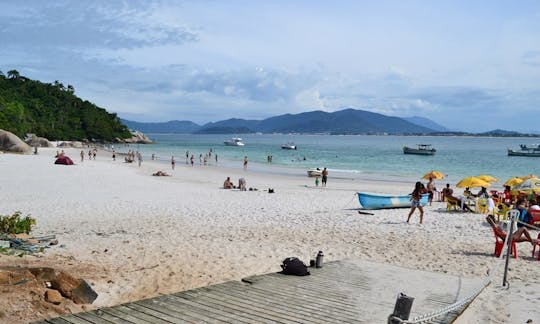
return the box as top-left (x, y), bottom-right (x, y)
top-left (118, 134), bottom-right (540, 188)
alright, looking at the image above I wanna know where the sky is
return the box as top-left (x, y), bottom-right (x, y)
top-left (1, 0), bottom-right (540, 132)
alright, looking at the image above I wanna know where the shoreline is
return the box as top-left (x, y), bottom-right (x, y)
top-left (1, 147), bottom-right (539, 323)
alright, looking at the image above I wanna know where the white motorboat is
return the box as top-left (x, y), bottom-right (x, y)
top-left (307, 168), bottom-right (323, 177)
top-left (281, 142), bottom-right (297, 150)
top-left (224, 137), bottom-right (245, 146)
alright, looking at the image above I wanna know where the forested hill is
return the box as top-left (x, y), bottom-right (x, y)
top-left (0, 70), bottom-right (131, 141)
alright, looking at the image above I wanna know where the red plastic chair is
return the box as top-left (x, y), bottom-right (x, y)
top-left (493, 228), bottom-right (517, 259)
top-left (532, 233), bottom-right (540, 261)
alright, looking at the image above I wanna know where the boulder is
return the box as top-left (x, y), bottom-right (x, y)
top-left (124, 130), bottom-right (153, 144)
top-left (51, 271), bottom-right (98, 304)
top-left (45, 289), bottom-right (63, 305)
top-left (25, 136), bottom-right (54, 148)
top-left (0, 129), bottom-right (32, 153)
top-left (57, 141), bottom-right (83, 148)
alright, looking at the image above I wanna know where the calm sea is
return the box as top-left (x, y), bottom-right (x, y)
top-left (121, 134), bottom-right (540, 188)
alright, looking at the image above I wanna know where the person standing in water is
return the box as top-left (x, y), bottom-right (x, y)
top-left (407, 181), bottom-right (425, 224)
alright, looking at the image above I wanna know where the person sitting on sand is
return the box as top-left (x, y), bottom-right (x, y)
top-left (223, 177), bottom-right (234, 189)
top-left (486, 215), bottom-right (537, 246)
top-left (152, 171), bottom-right (170, 176)
top-left (446, 193), bottom-right (475, 212)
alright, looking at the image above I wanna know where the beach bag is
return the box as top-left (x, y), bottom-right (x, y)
top-left (280, 257), bottom-right (310, 276)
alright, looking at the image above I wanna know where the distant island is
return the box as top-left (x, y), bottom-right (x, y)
top-left (122, 109), bottom-right (539, 137)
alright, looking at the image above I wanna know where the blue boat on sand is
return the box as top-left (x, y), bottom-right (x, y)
top-left (357, 192), bottom-right (429, 210)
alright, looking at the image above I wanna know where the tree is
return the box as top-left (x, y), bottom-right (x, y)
top-left (7, 70), bottom-right (20, 79)
top-left (67, 84), bottom-right (75, 94)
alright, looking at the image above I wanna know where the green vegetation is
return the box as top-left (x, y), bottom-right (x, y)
top-left (0, 70), bottom-right (131, 141)
top-left (0, 211), bottom-right (36, 235)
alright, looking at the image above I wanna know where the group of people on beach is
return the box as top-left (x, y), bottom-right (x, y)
top-left (223, 176), bottom-right (247, 191)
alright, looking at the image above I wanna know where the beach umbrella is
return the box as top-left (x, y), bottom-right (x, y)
top-left (521, 174), bottom-right (537, 180)
top-left (513, 177), bottom-right (540, 194)
top-left (456, 176), bottom-right (491, 188)
top-left (476, 175), bottom-right (499, 183)
top-left (422, 170), bottom-right (446, 180)
top-left (503, 177), bottom-right (524, 187)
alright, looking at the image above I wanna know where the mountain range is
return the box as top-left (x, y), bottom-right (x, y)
top-left (122, 108), bottom-right (449, 135)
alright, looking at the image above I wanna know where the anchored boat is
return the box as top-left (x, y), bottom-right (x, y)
top-left (403, 144), bottom-right (436, 155)
top-left (224, 137), bottom-right (245, 146)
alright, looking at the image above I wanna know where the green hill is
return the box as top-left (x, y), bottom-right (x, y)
top-left (0, 70), bottom-right (131, 141)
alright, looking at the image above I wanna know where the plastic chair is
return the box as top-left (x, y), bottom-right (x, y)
top-left (532, 233), bottom-right (540, 261)
top-left (477, 198), bottom-right (488, 214)
top-left (493, 227), bottom-right (517, 259)
top-left (495, 205), bottom-right (510, 222)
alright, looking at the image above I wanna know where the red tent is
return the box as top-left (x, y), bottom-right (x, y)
top-left (54, 155), bottom-right (74, 165)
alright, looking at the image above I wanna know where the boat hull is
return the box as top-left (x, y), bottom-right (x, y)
top-left (307, 169), bottom-right (322, 177)
top-left (403, 146), bottom-right (436, 155)
top-left (357, 192), bottom-right (429, 210)
top-left (224, 142), bottom-right (245, 146)
top-left (508, 149), bottom-right (540, 157)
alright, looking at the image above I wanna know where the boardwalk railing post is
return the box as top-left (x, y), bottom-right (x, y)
top-left (388, 292), bottom-right (414, 324)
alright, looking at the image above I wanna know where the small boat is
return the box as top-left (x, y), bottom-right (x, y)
top-left (224, 137), bottom-right (245, 146)
top-left (307, 168), bottom-right (322, 177)
top-left (281, 142), bottom-right (297, 150)
top-left (508, 148), bottom-right (540, 157)
top-left (520, 144), bottom-right (540, 151)
top-left (403, 144), bottom-right (436, 155)
top-left (357, 192), bottom-right (429, 210)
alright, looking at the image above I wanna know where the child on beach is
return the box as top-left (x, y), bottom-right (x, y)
top-left (407, 181), bottom-right (425, 224)
top-left (315, 176), bottom-right (320, 187)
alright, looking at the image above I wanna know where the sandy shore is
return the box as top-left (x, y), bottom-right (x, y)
top-left (1, 147), bottom-right (539, 323)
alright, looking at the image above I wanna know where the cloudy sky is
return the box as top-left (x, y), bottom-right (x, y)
top-left (1, 1), bottom-right (539, 132)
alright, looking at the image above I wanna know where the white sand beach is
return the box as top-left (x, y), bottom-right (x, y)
top-left (1, 148), bottom-right (539, 323)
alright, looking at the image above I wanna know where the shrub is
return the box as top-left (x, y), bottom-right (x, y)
top-left (0, 211), bottom-right (36, 234)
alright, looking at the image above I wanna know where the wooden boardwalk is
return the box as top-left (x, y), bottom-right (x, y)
top-left (34, 260), bottom-right (481, 323)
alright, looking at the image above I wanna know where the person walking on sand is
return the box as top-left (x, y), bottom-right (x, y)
top-left (112, 150), bottom-right (116, 161)
top-left (407, 181), bottom-right (425, 224)
top-left (171, 156), bottom-right (176, 170)
top-left (243, 156), bottom-right (248, 170)
top-left (80, 150), bottom-right (84, 162)
top-left (321, 168), bottom-right (328, 187)
top-left (426, 177), bottom-right (435, 205)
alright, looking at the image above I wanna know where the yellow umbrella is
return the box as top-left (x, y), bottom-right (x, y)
top-left (477, 175), bottom-right (499, 183)
top-left (521, 174), bottom-right (537, 180)
top-left (456, 176), bottom-right (491, 188)
top-left (422, 170), bottom-right (446, 180)
top-left (503, 177), bottom-right (524, 187)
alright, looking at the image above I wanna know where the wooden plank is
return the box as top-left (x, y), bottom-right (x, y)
top-left (81, 309), bottom-right (135, 324)
top-left (49, 315), bottom-right (93, 324)
top-left (197, 282), bottom-right (349, 324)
top-left (99, 306), bottom-right (167, 324)
top-left (211, 281), bottom-right (362, 321)
top-left (160, 293), bottom-right (264, 324)
top-left (135, 297), bottom-right (214, 323)
top-left (176, 289), bottom-right (300, 324)
top-left (40, 319), bottom-right (75, 324)
top-left (71, 312), bottom-right (116, 324)
top-left (110, 305), bottom-right (174, 324)
top-left (124, 302), bottom-right (192, 323)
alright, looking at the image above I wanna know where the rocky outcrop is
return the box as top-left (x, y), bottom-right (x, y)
top-left (123, 130), bottom-right (153, 144)
top-left (25, 136), bottom-right (54, 148)
top-left (0, 129), bottom-right (32, 153)
top-left (57, 141), bottom-right (84, 148)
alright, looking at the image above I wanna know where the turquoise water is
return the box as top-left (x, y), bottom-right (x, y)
top-left (123, 134), bottom-right (540, 187)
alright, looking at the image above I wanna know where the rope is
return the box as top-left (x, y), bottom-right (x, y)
top-left (389, 212), bottom-right (516, 323)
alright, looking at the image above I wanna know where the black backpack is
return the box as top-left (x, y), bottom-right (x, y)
top-left (280, 257), bottom-right (310, 276)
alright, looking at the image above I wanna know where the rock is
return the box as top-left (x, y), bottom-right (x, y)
top-left (24, 136), bottom-right (54, 148)
top-left (50, 271), bottom-right (98, 304)
top-left (57, 141), bottom-right (83, 148)
top-left (50, 271), bottom-right (80, 298)
top-left (123, 130), bottom-right (153, 144)
top-left (28, 267), bottom-right (57, 281)
top-left (70, 279), bottom-right (98, 304)
top-left (0, 129), bottom-right (32, 153)
top-left (45, 289), bottom-right (63, 305)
